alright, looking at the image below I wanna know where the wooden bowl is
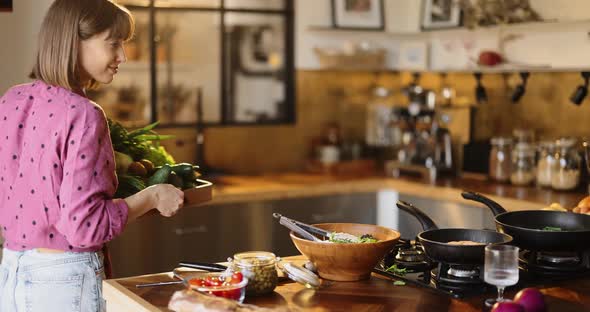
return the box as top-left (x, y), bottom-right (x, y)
top-left (290, 223), bottom-right (400, 281)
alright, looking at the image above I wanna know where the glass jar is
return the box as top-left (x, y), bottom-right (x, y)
top-left (551, 139), bottom-right (581, 191)
top-left (489, 137), bottom-right (513, 182)
top-left (536, 141), bottom-right (556, 187)
top-left (231, 251), bottom-right (278, 296)
top-left (513, 128), bottom-right (535, 144)
top-left (510, 142), bottom-right (536, 186)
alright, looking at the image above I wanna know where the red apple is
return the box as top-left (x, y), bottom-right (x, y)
top-left (478, 51), bottom-right (503, 66)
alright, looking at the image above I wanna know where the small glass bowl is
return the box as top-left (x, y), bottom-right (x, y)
top-left (182, 272), bottom-right (248, 303)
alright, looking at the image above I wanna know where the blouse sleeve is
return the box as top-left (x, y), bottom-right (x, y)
top-left (54, 98), bottom-right (129, 248)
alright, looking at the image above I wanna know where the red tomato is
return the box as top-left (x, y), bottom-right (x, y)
top-left (205, 276), bottom-right (222, 287)
top-left (188, 278), bottom-right (205, 287)
top-left (230, 272), bottom-right (243, 284)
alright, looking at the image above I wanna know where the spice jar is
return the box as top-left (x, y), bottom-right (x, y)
top-left (232, 251), bottom-right (278, 296)
top-left (510, 142), bottom-right (536, 186)
top-left (489, 137), bottom-right (513, 182)
top-left (536, 141), bottom-right (556, 187)
top-left (551, 139), bottom-right (581, 191)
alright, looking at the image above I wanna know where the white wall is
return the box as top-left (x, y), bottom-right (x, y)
top-left (296, 0), bottom-right (590, 71)
top-left (0, 0), bottom-right (52, 94)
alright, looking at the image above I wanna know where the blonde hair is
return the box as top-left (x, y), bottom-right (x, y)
top-left (30, 0), bottom-right (135, 91)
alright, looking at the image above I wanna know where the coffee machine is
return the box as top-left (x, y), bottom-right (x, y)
top-left (384, 74), bottom-right (454, 181)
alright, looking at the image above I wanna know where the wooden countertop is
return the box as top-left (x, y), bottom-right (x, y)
top-left (103, 256), bottom-right (590, 312)
top-left (206, 172), bottom-right (587, 212)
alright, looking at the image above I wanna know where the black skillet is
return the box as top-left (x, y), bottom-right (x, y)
top-left (461, 191), bottom-right (590, 251)
top-left (396, 200), bottom-right (513, 265)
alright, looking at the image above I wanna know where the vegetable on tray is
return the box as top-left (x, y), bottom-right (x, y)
top-left (109, 119), bottom-right (202, 198)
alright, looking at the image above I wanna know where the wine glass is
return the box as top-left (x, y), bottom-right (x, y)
top-left (484, 244), bottom-right (520, 307)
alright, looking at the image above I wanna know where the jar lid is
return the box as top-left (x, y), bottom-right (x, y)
top-left (233, 251), bottom-right (276, 267)
top-left (555, 137), bottom-right (577, 148)
top-left (278, 262), bottom-right (321, 289)
top-left (491, 137), bottom-right (513, 146)
top-left (513, 142), bottom-right (536, 155)
top-left (537, 140), bottom-right (556, 149)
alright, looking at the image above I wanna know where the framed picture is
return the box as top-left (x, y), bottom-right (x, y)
top-left (422, 0), bottom-right (462, 30)
top-left (331, 0), bottom-right (385, 31)
top-left (0, 0), bottom-right (12, 12)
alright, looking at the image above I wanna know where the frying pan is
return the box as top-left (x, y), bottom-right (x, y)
top-left (396, 200), bottom-right (513, 265)
top-left (461, 191), bottom-right (590, 251)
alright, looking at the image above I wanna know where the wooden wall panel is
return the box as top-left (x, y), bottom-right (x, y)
top-left (157, 71), bottom-right (590, 174)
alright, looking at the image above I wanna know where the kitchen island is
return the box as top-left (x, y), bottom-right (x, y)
top-left (103, 256), bottom-right (590, 312)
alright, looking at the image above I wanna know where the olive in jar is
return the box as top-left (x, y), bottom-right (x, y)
top-left (232, 251), bottom-right (278, 296)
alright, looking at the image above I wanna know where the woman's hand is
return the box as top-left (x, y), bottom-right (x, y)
top-left (150, 184), bottom-right (185, 217)
top-left (124, 184), bottom-right (185, 223)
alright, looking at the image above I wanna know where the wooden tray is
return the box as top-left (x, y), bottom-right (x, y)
top-left (183, 179), bottom-right (213, 206)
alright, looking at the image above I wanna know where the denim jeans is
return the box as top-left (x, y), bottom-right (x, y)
top-left (0, 248), bottom-right (106, 312)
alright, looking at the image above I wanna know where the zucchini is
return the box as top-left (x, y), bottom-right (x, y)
top-left (168, 171), bottom-right (184, 188)
top-left (147, 164), bottom-right (172, 186)
top-left (171, 163), bottom-right (194, 178)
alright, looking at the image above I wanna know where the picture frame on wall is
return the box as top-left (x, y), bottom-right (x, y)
top-left (422, 0), bottom-right (462, 30)
top-left (331, 0), bottom-right (385, 31)
top-left (0, 0), bottom-right (12, 12)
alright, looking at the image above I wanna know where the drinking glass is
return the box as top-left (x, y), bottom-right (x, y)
top-left (484, 244), bottom-right (519, 307)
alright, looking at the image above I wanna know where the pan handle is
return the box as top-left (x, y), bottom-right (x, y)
top-left (396, 200), bottom-right (438, 231)
top-left (461, 191), bottom-right (508, 216)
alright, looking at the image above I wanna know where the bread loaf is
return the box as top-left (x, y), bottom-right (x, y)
top-left (573, 196), bottom-right (590, 214)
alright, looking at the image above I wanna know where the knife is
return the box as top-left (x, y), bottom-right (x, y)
top-left (135, 262), bottom-right (228, 288)
top-left (177, 261), bottom-right (228, 272)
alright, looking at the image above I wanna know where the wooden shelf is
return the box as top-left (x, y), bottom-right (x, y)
top-left (309, 19), bottom-right (590, 37)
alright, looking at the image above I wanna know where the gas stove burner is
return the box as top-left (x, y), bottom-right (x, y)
top-left (447, 267), bottom-right (478, 278)
top-left (395, 247), bottom-right (425, 263)
top-left (431, 263), bottom-right (484, 288)
top-left (519, 250), bottom-right (590, 277)
top-left (537, 252), bottom-right (580, 265)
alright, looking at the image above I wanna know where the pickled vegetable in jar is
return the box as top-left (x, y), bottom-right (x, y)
top-left (232, 251), bottom-right (278, 296)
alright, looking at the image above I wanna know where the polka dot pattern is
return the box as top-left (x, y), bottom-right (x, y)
top-left (0, 80), bottom-right (129, 252)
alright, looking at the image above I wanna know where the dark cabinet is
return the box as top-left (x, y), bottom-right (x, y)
top-left (107, 193), bottom-right (376, 278)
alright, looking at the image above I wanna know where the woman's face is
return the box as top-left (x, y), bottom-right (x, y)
top-left (78, 29), bottom-right (127, 85)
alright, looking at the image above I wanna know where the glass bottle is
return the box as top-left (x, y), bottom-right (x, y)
top-left (232, 251), bottom-right (278, 296)
top-left (510, 142), bottom-right (536, 186)
top-left (489, 137), bottom-right (513, 182)
top-left (536, 141), bottom-right (556, 187)
top-left (551, 138), bottom-right (581, 191)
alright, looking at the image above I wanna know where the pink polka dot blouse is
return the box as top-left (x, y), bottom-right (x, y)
top-left (0, 80), bottom-right (129, 252)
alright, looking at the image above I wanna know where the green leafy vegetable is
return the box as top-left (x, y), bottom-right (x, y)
top-left (108, 119), bottom-right (175, 166)
top-left (108, 119), bottom-right (177, 198)
top-left (542, 226), bottom-right (562, 231)
top-left (385, 264), bottom-right (407, 276)
top-left (359, 234), bottom-right (378, 243)
top-left (393, 280), bottom-right (406, 286)
top-left (327, 232), bottom-right (380, 244)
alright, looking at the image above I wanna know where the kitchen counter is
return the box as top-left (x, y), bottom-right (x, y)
top-left (207, 172), bottom-right (587, 211)
top-left (103, 256), bottom-right (590, 312)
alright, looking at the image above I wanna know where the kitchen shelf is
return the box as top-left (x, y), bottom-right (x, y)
top-left (308, 19), bottom-right (590, 37)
